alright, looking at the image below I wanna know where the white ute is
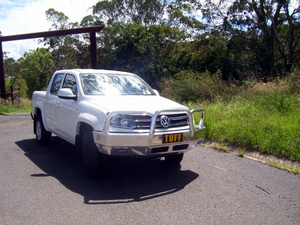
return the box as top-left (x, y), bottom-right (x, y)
top-left (31, 69), bottom-right (206, 177)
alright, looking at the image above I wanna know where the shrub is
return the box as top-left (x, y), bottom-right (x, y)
top-left (188, 79), bottom-right (300, 161)
top-left (286, 69), bottom-right (300, 94)
top-left (161, 70), bottom-right (239, 103)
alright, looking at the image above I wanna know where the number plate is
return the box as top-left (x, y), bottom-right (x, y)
top-left (162, 133), bottom-right (183, 143)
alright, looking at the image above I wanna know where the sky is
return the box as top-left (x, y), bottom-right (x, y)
top-left (0, 0), bottom-right (98, 59)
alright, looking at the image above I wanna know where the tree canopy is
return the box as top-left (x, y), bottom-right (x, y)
top-left (2, 0), bottom-right (300, 98)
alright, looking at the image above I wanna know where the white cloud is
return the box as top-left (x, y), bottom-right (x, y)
top-left (0, 0), bottom-right (98, 59)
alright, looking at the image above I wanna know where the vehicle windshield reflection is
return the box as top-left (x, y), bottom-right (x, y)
top-left (80, 73), bottom-right (156, 96)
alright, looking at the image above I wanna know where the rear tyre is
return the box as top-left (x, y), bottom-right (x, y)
top-left (165, 153), bottom-right (184, 165)
top-left (35, 115), bottom-right (51, 145)
top-left (82, 130), bottom-right (102, 178)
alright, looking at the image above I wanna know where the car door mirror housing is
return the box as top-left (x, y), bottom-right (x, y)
top-left (58, 88), bottom-right (77, 100)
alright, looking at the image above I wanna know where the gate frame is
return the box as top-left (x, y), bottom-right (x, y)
top-left (0, 25), bottom-right (103, 98)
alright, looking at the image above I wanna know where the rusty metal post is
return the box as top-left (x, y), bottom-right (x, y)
top-left (0, 41), bottom-right (6, 99)
top-left (90, 31), bottom-right (98, 69)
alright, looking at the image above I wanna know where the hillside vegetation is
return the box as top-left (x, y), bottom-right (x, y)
top-left (165, 71), bottom-right (300, 161)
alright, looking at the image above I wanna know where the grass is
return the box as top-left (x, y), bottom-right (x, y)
top-left (269, 162), bottom-right (300, 174)
top-left (0, 98), bottom-right (32, 115)
top-left (209, 142), bottom-right (228, 153)
top-left (238, 149), bottom-right (245, 157)
top-left (188, 80), bottom-right (300, 162)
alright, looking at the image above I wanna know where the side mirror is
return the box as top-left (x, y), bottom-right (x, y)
top-left (153, 89), bottom-right (160, 96)
top-left (58, 88), bottom-right (77, 100)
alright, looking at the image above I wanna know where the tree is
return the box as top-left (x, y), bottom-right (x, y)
top-left (202, 0), bottom-right (300, 77)
top-left (92, 0), bottom-right (203, 86)
top-left (96, 21), bottom-right (187, 87)
top-left (166, 0), bottom-right (204, 31)
top-left (92, 0), bottom-right (167, 26)
top-left (19, 48), bottom-right (56, 97)
top-left (92, 0), bottom-right (204, 31)
top-left (3, 54), bottom-right (28, 98)
top-left (164, 31), bottom-right (240, 80)
top-left (41, 8), bottom-right (82, 69)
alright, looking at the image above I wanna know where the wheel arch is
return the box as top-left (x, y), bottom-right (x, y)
top-left (33, 107), bottom-right (42, 134)
top-left (77, 122), bottom-right (93, 136)
top-left (76, 112), bottom-right (105, 136)
top-left (32, 100), bottom-right (49, 133)
top-left (75, 121), bottom-right (94, 150)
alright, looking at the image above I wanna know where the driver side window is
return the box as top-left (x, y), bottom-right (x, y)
top-left (62, 74), bottom-right (77, 95)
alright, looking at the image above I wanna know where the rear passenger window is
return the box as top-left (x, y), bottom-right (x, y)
top-left (50, 74), bottom-right (64, 95)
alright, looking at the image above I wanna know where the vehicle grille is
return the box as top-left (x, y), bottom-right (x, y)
top-left (132, 113), bottom-right (189, 130)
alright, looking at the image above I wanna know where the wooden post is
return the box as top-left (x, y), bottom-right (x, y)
top-left (90, 31), bottom-right (98, 69)
top-left (0, 42), bottom-right (6, 99)
top-left (10, 85), bottom-right (13, 104)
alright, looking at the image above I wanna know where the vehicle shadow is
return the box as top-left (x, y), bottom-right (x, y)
top-left (16, 137), bottom-right (199, 204)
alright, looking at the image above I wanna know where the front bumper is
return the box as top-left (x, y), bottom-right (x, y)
top-left (93, 108), bottom-right (205, 157)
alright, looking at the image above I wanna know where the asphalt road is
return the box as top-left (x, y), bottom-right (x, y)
top-left (0, 115), bottom-right (299, 225)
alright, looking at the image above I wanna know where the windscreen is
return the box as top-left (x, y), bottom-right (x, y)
top-left (80, 73), bottom-right (156, 96)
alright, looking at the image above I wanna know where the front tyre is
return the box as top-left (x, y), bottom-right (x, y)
top-left (82, 130), bottom-right (102, 178)
top-left (165, 153), bottom-right (184, 165)
top-left (35, 115), bottom-right (51, 145)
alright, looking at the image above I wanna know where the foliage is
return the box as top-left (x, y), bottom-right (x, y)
top-left (45, 8), bottom-right (70, 30)
top-left (202, 0), bottom-right (300, 78)
top-left (93, 0), bottom-right (167, 26)
top-left (165, 31), bottom-right (244, 80)
top-left (3, 54), bottom-right (28, 98)
top-left (167, 0), bottom-right (202, 30)
top-left (286, 69), bottom-right (300, 94)
top-left (98, 22), bottom-right (187, 87)
top-left (19, 48), bottom-right (56, 97)
top-left (1, 1), bottom-right (299, 101)
top-left (42, 8), bottom-right (83, 69)
top-left (189, 79), bottom-right (300, 161)
top-left (161, 70), bottom-right (239, 103)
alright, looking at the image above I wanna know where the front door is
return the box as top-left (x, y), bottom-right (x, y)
top-left (45, 73), bottom-right (64, 131)
top-left (55, 74), bottom-right (79, 144)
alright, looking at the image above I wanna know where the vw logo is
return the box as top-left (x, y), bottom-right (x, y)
top-left (160, 115), bottom-right (170, 128)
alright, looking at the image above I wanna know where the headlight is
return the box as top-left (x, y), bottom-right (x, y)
top-left (110, 115), bottom-right (136, 129)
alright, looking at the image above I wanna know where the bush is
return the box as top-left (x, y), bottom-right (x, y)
top-left (286, 69), bottom-right (300, 94)
top-left (161, 70), bottom-right (239, 103)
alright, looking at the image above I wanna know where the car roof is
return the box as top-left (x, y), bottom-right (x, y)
top-left (55, 69), bottom-right (135, 76)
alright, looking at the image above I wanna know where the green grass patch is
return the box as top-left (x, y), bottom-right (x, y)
top-left (209, 143), bottom-right (228, 153)
top-left (0, 98), bottom-right (31, 115)
top-left (188, 87), bottom-right (300, 161)
top-left (269, 162), bottom-right (300, 175)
